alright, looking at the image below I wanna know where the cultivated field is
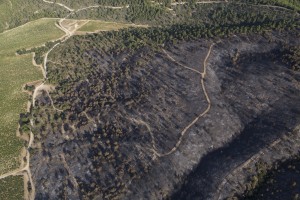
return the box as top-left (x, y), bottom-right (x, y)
top-left (0, 176), bottom-right (24, 200)
top-left (0, 18), bottom-right (64, 54)
top-left (0, 18), bottom-right (64, 175)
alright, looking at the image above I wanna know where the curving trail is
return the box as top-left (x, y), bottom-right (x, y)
top-left (45, 90), bottom-right (64, 112)
top-left (2, 0), bottom-right (297, 198)
top-left (31, 52), bottom-right (46, 78)
top-left (0, 131), bottom-right (35, 200)
top-left (42, 0), bottom-right (74, 12)
top-left (12, 2), bottom-right (131, 199)
top-left (157, 44), bottom-right (214, 157)
top-left (43, 43), bottom-right (60, 76)
top-left (76, 4), bottom-right (129, 12)
top-left (32, 83), bottom-right (63, 112)
top-left (215, 137), bottom-right (284, 200)
top-left (32, 83), bottom-right (44, 107)
top-left (170, 0), bottom-right (298, 16)
top-left (233, 2), bottom-right (299, 15)
top-left (162, 49), bottom-right (202, 74)
top-left (132, 43), bottom-right (215, 158)
top-left (171, 0), bottom-right (228, 5)
top-left (0, 169), bottom-right (23, 180)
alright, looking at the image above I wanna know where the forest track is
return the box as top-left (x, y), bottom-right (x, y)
top-left (5, 0), bottom-right (296, 198)
top-left (32, 83), bottom-right (63, 112)
top-left (131, 43), bottom-right (214, 158)
top-left (0, 131), bottom-right (35, 200)
top-left (171, 0), bottom-right (227, 5)
top-left (214, 137), bottom-right (284, 200)
top-left (170, 1), bottom-right (298, 15)
top-left (42, 0), bottom-right (74, 12)
top-left (162, 49), bottom-right (202, 74)
top-left (156, 44), bottom-right (214, 157)
top-left (31, 52), bottom-right (46, 78)
top-left (76, 5), bottom-right (129, 12)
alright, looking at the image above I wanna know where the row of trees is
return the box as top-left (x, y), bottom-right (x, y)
top-left (17, 40), bottom-right (60, 65)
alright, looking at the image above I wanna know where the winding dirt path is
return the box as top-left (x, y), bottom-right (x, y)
top-left (1, 0), bottom-right (296, 198)
top-left (0, 131), bottom-right (35, 200)
top-left (43, 43), bottom-right (60, 76)
top-left (76, 4), bottom-right (129, 12)
top-left (215, 137), bottom-right (285, 200)
top-left (42, 0), bottom-right (74, 12)
top-left (132, 43), bottom-right (214, 158)
top-left (170, 0), bottom-right (298, 15)
top-left (32, 83), bottom-right (63, 112)
top-left (234, 2), bottom-right (299, 15)
top-left (31, 52), bottom-right (46, 78)
top-left (157, 44), bottom-right (214, 157)
top-left (162, 49), bottom-right (202, 74)
top-left (171, 0), bottom-right (228, 5)
top-left (10, 3), bottom-right (128, 198)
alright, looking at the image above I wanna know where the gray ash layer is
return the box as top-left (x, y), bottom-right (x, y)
top-left (31, 32), bottom-right (300, 200)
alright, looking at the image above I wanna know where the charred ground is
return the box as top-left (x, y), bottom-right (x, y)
top-left (27, 29), bottom-right (300, 199)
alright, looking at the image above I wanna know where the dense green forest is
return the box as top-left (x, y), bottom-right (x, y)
top-left (1, 0), bottom-right (299, 33)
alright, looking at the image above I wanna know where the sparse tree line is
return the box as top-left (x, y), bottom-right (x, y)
top-left (17, 40), bottom-right (60, 65)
